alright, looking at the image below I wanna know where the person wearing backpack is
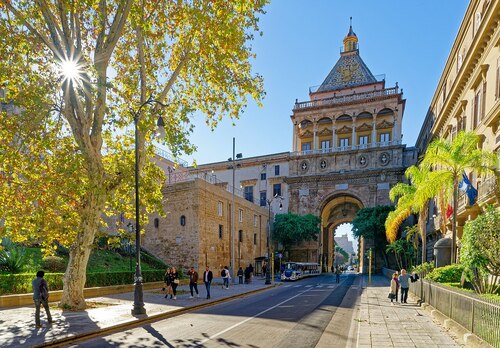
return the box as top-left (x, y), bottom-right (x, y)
top-left (32, 270), bottom-right (52, 328)
top-left (221, 266), bottom-right (230, 289)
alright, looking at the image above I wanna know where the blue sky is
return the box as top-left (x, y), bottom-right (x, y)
top-left (181, 0), bottom-right (469, 166)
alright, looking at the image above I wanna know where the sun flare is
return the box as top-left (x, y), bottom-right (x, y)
top-left (60, 59), bottom-right (81, 81)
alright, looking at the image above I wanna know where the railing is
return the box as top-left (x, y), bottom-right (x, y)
top-left (478, 175), bottom-right (497, 202)
top-left (295, 86), bottom-right (399, 110)
top-left (155, 147), bottom-right (188, 167)
top-left (291, 139), bottom-right (402, 157)
top-left (409, 279), bottom-right (500, 347)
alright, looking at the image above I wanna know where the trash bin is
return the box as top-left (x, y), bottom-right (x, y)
top-left (433, 237), bottom-right (452, 267)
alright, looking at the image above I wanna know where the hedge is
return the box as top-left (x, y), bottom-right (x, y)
top-left (425, 264), bottom-right (464, 283)
top-left (0, 270), bottom-right (165, 295)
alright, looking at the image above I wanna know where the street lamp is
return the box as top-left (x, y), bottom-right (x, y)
top-left (131, 96), bottom-right (166, 316)
top-left (265, 194), bottom-right (282, 285)
top-left (228, 137), bottom-right (242, 284)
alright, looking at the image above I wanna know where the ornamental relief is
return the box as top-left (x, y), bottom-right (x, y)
top-left (298, 129), bottom-right (313, 138)
top-left (335, 125), bottom-right (352, 134)
top-left (356, 122), bottom-right (373, 132)
top-left (317, 128), bottom-right (333, 136)
top-left (376, 119), bottom-right (394, 129)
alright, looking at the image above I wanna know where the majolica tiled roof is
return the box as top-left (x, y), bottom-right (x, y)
top-left (316, 52), bottom-right (377, 93)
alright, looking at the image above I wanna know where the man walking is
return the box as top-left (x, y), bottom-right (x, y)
top-left (399, 269), bottom-right (410, 303)
top-left (32, 270), bottom-right (52, 328)
top-left (335, 266), bottom-right (341, 283)
top-left (203, 266), bottom-right (213, 299)
top-left (187, 266), bottom-right (199, 298)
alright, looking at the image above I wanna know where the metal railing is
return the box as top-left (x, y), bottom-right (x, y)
top-left (478, 175), bottom-right (498, 202)
top-left (410, 279), bottom-right (500, 347)
top-left (295, 85), bottom-right (399, 110)
top-left (155, 147), bottom-right (188, 167)
top-left (291, 139), bottom-right (402, 157)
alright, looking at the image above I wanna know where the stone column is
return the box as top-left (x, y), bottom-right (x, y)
top-left (371, 117), bottom-right (377, 147)
top-left (293, 122), bottom-right (298, 152)
top-left (332, 125), bottom-right (337, 150)
top-left (351, 120), bottom-right (356, 148)
top-left (313, 122), bottom-right (317, 151)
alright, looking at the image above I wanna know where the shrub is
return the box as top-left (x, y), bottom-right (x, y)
top-left (425, 264), bottom-right (464, 283)
top-left (410, 261), bottom-right (434, 275)
top-left (41, 256), bottom-right (67, 272)
top-left (0, 239), bottom-right (29, 273)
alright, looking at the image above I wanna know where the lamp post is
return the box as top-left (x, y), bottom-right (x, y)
top-left (131, 96), bottom-right (166, 316)
top-left (265, 194), bottom-right (282, 285)
top-left (229, 137), bottom-right (242, 284)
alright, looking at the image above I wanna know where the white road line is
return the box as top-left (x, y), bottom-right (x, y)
top-left (199, 288), bottom-right (312, 345)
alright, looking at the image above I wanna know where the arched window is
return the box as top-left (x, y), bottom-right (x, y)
top-left (180, 215), bottom-right (186, 226)
top-left (154, 218), bottom-right (159, 228)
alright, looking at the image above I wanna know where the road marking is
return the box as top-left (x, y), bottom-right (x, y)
top-left (294, 285), bottom-right (301, 288)
top-left (305, 285), bottom-right (313, 288)
top-left (199, 288), bottom-right (311, 345)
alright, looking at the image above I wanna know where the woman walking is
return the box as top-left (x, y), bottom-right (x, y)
top-left (164, 268), bottom-right (172, 299)
top-left (389, 272), bottom-right (398, 305)
top-left (170, 267), bottom-right (179, 300)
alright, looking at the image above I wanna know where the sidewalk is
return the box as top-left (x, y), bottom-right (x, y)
top-left (352, 275), bottom-right (463, 348)
top-left (0, 278), bottom-right (270, 348)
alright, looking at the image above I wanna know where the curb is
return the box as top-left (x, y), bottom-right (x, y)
top-left (32, 284), bottom-right (277, 348)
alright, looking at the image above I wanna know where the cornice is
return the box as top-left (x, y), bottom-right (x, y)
top-left (285, 167), bottom-right (406, 184)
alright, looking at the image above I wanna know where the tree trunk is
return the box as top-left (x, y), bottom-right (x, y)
top-left (452, 177), bottom-right (458, 264)
top-left (419, 201), bottom-right (428, 264)
top-left (60, 170), bottom-right (106, 310)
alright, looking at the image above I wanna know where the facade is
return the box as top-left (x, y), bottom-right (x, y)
top-left (143, 177), bottom-right (269, 273)
top-left (416, 0), bottom-right (500, 259)
top-left (187, 25), bottom-right (418, 273)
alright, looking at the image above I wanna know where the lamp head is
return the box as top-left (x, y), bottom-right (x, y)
top-left (156, 116), bottom-right (166, 139)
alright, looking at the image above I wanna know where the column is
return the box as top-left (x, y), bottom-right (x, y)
top-left (393, 108), bottom-right (399, 143)
top-left (351, 120), bottom-right (356, 148)
top-left (293, 122), bottom-right (298, 152)
top-left (332, 124), bottom-right (337, 150)
top-left (313, 121), bottom-right (317, 151)
top-left (372, 118), bottom-right (377, 147)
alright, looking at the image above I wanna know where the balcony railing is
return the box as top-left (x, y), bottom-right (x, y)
top-left (155, 147), bottom-right (188, 167)
top-left (291, 139), bottom-right (402, 157)
top-left (477, 175), bottom-right (498, 202)
top-left (294, 86), bottom-right (399, 110)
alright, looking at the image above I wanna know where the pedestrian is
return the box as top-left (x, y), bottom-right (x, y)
top-left (170, 266), bottom-right (179, 300)
top-left (389, 272), bottom-right (398, 305)
top-left (244, 266), bottom-right (251, 284)
top-left (203, 266), bottom-right (213, 299)
top-left (262, 263), bottom-right (267, 278)
top-left (394, 271), bottom-right (400, 301)
top-left (32, 270), bottom-right (52, 328)
top-left (187, 266), bottom-right (199, 298)
top-left (398, 269), bottom-right (410, 304)
top-left (331, 264), bottom-right (334, 273)
top-left (248, 263), bottom-right (254, 281)
top-left (221, 265), bottom-right (231, 289)
top-left (237, 267), bottom-right (244, 284)
top-left (163, 267), bottom-right (172, 299)
top-left (335, 266), bottom-right (341, 283)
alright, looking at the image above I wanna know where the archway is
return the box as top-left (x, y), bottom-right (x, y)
top-left (320, 193), bottom-right (364, 271)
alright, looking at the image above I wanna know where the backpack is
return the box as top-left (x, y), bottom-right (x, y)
top-left (221, 269), bottom-right (226, 277)
top-left (39, 279), bottom-right (49, 301)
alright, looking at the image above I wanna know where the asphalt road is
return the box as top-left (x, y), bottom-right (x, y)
top-left (72, 273), bottom-right (359, 348)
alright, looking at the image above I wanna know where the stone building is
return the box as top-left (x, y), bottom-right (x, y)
top-left (416, 0), bottom-right (500, 261)
top-left (143, 176), bottom-right (269, 274)
top-left (188, 24), bottom-right (418, 273)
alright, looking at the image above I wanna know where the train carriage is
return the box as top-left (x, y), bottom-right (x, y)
top-left (281, 262), bottom-right (321, 281)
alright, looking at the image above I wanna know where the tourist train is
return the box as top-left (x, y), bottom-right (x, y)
top-left (281, 262), bottom-right (321, 281)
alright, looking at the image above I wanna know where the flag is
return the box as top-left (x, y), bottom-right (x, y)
top-left (459, 173), bottom-right (478, 206)
top-left (446, 204), bottom-right (453, 219)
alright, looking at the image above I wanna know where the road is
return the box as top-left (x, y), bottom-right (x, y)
top-left (72, 273), bottom-right (360, 348)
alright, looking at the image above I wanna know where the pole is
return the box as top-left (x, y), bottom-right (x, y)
top-left (132, 114), bottom-right (146, 315)
top-left (231, 137), bottom-right (235, 283)
top-left (265, 200), bottom-right (271, 285)
top-left (368, 248), bottom-right (372, 286)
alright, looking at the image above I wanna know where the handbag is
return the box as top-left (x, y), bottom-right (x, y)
top-left (388, 292), bottom-right (395, 299)
top-left (174, 279), bottom-right (180, 284)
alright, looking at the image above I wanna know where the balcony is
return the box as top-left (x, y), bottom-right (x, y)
top-left (291, 139), bottom-right (402, 157)
top-left (477, 175), bottom-right (498, 203)
top-left (294, 86), bottom-right (400, 111)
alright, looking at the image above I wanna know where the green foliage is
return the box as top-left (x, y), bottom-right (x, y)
top-left (140, 250), bottom-right (168, 270)
top-left (273, 213), bottom-right (320, 252)
top-left (386, 239), bottom-right (415, 270)
top-left (0, 238), bottom-right (29, 273)
top-left (461, 205), bottom-right (500, 294)
top-left (425, 264), bottom-right (464, 283)
top-left (335, 246), bottom-right (349, 261)
top-left (41, 256), bottom-right (67, 273)
top-left (0, 270), bottom-right (165, 295)
top-left (352, 205), bottom-right (394, 240)
top-left (410, 261), bottom-right (435, 275)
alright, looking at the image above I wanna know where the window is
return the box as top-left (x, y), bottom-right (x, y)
top-left (217, 201), bottom-right (223, 216)
top-left (339, 138), bottom-right (349, 147)
top-left (358, 135), bottom-right (369, 145)
top-left (260, 172), bottom-right (266, 180)
top-left (180, 216), bottom-right (186, 226)
top-left (254, 214), bottom-right (258, 227)
top-left (273, 183), bottom-right (281, 197)
top-left (239, 230), bottom-right (243, 242)
top-left (219, 225), bottom-right (223, 239)
top-left (380, 133), bottom-right (390, 143)
top-left (244, 186), bottom-right (253, 203)
top-left (473, 89), bottom-right (481, 128)
top-left (239, 209), bottom-right (243, 222)
top-left (301, 142), bottom-right (311, 153)
top-left (442, 81), bottom-right (447, 103)
top-left (154, 218), bottom-right (160, 228)
top-left (457, 53), bottom-right (463, 72)
top-left (260, 191), bottom-right (267, 207)
top-left (274, 165), bottom-right (280, 176)
top-left (321, 140), bottom-right (330, 153)
top-left (253, 233), bottom-right (257, 245)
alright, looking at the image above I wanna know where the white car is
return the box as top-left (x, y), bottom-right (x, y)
top-left (347, 266), bottom-right (354, 271)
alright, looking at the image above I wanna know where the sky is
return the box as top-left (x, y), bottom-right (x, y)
top-left (181, 0), bottom-right (469, 166)
top-left (178, 1), bottom-right (469, 248)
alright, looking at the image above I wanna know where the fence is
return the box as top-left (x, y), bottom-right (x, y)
top-left (410, 279), bottom-right (500, 348)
